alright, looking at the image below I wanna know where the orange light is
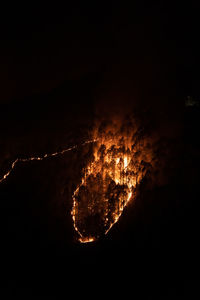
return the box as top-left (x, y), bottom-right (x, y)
top-left (72, 131), bottom-right (145, 243)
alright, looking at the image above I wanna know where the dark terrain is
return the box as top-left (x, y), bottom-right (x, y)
top-left (1, 2), bottom-right (200, 298)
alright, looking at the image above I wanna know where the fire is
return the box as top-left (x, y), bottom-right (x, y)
top-left (0, 140), bottom-right (96, 184)
top-left (72, 123), bottom-right (149, 243)
top-left (79, 237), bottom-right (96, 243)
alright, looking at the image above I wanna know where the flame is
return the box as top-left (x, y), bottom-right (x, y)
top-left (79, 237), bottom-right (96, 243)
top-left (72, 131), bottom-right (146, 243)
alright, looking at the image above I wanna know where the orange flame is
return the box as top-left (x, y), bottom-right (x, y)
top-left (72, 130), bottom-right (146, 243)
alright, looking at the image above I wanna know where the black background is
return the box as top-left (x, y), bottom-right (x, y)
top-left (1, 1), bottom-right (200, 298)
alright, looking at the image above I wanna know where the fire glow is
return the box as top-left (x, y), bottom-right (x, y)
top-left (72, 122), bottom-right (150, 243)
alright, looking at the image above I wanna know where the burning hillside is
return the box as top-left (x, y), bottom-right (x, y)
top-left (72, 116), bottom-right (153, 243)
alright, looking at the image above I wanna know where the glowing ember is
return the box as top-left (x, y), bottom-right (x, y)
top-left (72, 122), bottom-right (150, 243)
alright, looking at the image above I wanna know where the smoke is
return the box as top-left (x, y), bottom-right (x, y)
top-left (91, 63), bottom-right (182, 191)
top-left (69, 71), bottom-right (182, 242)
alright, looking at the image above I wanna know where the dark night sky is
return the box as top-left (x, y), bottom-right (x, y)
top-left (1, 2), bottom-right (200, 298)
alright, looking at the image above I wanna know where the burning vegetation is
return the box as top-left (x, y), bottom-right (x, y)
top-left (72, 115), bottom-right (153, 243)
